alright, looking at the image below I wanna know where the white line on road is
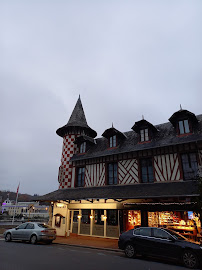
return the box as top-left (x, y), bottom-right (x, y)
top-left (0, 238), bottom-right (4, 241)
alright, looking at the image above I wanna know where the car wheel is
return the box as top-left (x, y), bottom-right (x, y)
top-left (5, 233), bottom-right (12, 242)
top-left (124, 243), bottom-right (136, 258)
top-left (182, 250), bottom-right (199, 269)
top-left (30, 235), bottom-right (37, 245)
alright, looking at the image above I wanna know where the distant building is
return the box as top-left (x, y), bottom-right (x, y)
top-left (39, 97), bottom-right (202, 239)
top-left (1, 197), bottom-right (49, 218)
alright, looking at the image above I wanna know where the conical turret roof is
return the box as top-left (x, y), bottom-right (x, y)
top-left (56, 96), bottom-right (97, 138)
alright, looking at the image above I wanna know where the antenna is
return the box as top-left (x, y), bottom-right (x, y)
top-left (112, 122), bottom-right (114, 128)
top-left (142, 115), bottom-right (144, 120)
top-left (180, 104), bottom-right (182, 110)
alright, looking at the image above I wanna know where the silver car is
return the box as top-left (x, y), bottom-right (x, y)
top-left (4, 222), bottom-right (56, 244)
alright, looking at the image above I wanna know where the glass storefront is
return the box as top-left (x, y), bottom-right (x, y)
top-left (72, 210), bottom-right (79, 233)
top-left (80, 210), bottom-right (91, 235)
top-left (92, 210), bottom-right (104, 236)
top-left (148, 211), bottom-right (201, 240)
top-left (106, 210), bottom-right (119, 238)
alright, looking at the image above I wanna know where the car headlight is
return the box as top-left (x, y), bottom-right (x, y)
top-left (200, 246), bottom-right (202, 249)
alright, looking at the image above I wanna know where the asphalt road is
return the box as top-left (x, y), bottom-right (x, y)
top-left (0, 238), bottom-right (196, 270)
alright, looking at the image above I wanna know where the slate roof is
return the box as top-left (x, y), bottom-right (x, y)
top-left (56, 97), bottom-right (97, 138)
top-left (37, 181), bottom-right (199, 202)
top-left (71, 114), bottom-right (202, 162)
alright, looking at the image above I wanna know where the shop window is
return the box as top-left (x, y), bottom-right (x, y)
top-left (127, 210), bottom-right (141, 230)
top-left (140, 128), bottom-right (149, 142)
top-left (80, 142), bottom-right (86, 153)
top-left (106, 210), bottom-right (119, 238)
top-left (140, 158), bottom-right (154, 183)
top-left (178, 120), bottom-right (190, 135)
top-left (107, 163), bottom-right (118, 185)
top-left (134, 227), bottom-right (152, 237)
top-left (92, 210), bottom-right (104, 237)
top-left (80, 210), bottom-right (91, 235)
top-left (107, 210), bottom-right (118, 226)
top-left (109, 135), bottom-right (117, 148)
top-left (181, 153), bottom-right (198, 180)
top-left (76, 167), bottom-right (85, 187)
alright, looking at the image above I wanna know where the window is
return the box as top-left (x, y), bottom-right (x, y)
top-left (178, 120), bottom-right (190, 134)
top-left (81, 210), bottom-right (91, 224)
top-left (109, 135), bottom-right (116, 147)
top-left (181, 153), bottom-right (198, 180)
top-left (135, 228), bottom-right (152, 237)
top-left (140, 129), bottom-right (149, 142)
top-left (76, 167), bottom-right (85, 187)
top-left (107, 163), bottom-right (118, 185)
top-left (26, 223), bottom-right (34, 229)
top-left (17, 223), bottom-right (27, 230)
top-left (107, 210), bottom-right (118, 226)
top-left (153, 228), bottom-right (170, 239)
top-left (140, 158), bottom-right (154, 183)
top-left (80, 142), bottom-right (86, 153)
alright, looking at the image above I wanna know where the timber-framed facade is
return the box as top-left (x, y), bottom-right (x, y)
top-left (39, 97), bottom-right (202, 240)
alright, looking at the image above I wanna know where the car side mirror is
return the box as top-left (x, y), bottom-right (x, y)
top-left (15, 228), bottom-right (18, 230)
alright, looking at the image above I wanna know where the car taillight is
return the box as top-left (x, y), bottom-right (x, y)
top-left (41, 230), bottom-right (49, 233)
top-left (54, 230), bottom-right (56, 234)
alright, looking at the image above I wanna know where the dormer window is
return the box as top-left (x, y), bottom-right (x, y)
top-left (109, 135), bottom-right (117, 148)
top-left (102, 126), bottom-right (126, 149)
top-left (80, 142), bottom-right (86, 153)
top-left (140, 129), bottom-right (149, 142)
top-left (169, 108), bottom-right (198, 136)
top-left (179, 120), bottom-right (190, 134)
top-left (132, 119), bottom-right (157, 143)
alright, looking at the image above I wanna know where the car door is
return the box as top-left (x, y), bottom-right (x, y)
top-left (132, 228), bottom-right (154, 255)
top-left (151, 228), bottom-right (181, 259)
top-left (12, 223), bottom-right (27, 240)
top-left (23, 223), bottom-right (35, 240)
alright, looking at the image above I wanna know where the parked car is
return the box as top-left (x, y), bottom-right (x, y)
top-left (4, 222), bottom-right (56, 244)
top-left (118, 227), bottom-right (202, 269)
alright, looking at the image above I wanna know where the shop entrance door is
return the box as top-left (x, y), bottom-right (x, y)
top-left (72, 210), bottom-right (79, 234)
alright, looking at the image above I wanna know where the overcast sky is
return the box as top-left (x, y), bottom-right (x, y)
top-left (1, 0), bottom-right (202, 196)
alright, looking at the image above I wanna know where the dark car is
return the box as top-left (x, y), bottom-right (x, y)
top-left (118, 227), bottom-right (202, 269)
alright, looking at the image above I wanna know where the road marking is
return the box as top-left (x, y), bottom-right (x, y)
top-left (0, 239), bottom-right (4, 241)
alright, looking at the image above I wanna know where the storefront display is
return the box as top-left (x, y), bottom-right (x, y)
top-left (148, 211), bottom-right (201, 240)
top-left (127, 210), bottom-right (141, 230)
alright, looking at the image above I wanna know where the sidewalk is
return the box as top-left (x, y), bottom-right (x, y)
top-left (54, 234), bottom-right (120, 252)
top-left (0, 233), bottom-right (120, 252)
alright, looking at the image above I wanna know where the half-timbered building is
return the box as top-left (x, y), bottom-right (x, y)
top-left (39, 97), bottom-right (202, 239)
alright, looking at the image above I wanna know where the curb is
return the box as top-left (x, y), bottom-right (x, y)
top-left (53, 241), bottom-right (122, 253)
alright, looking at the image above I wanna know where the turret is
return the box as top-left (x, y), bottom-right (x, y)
top-left (56, 97), bottom-right (97, 189)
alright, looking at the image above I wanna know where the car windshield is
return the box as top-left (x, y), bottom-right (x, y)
top-left (164, 229), bottom-right (187, 241)
top-left (37, 223), bottom-right (52, 229)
